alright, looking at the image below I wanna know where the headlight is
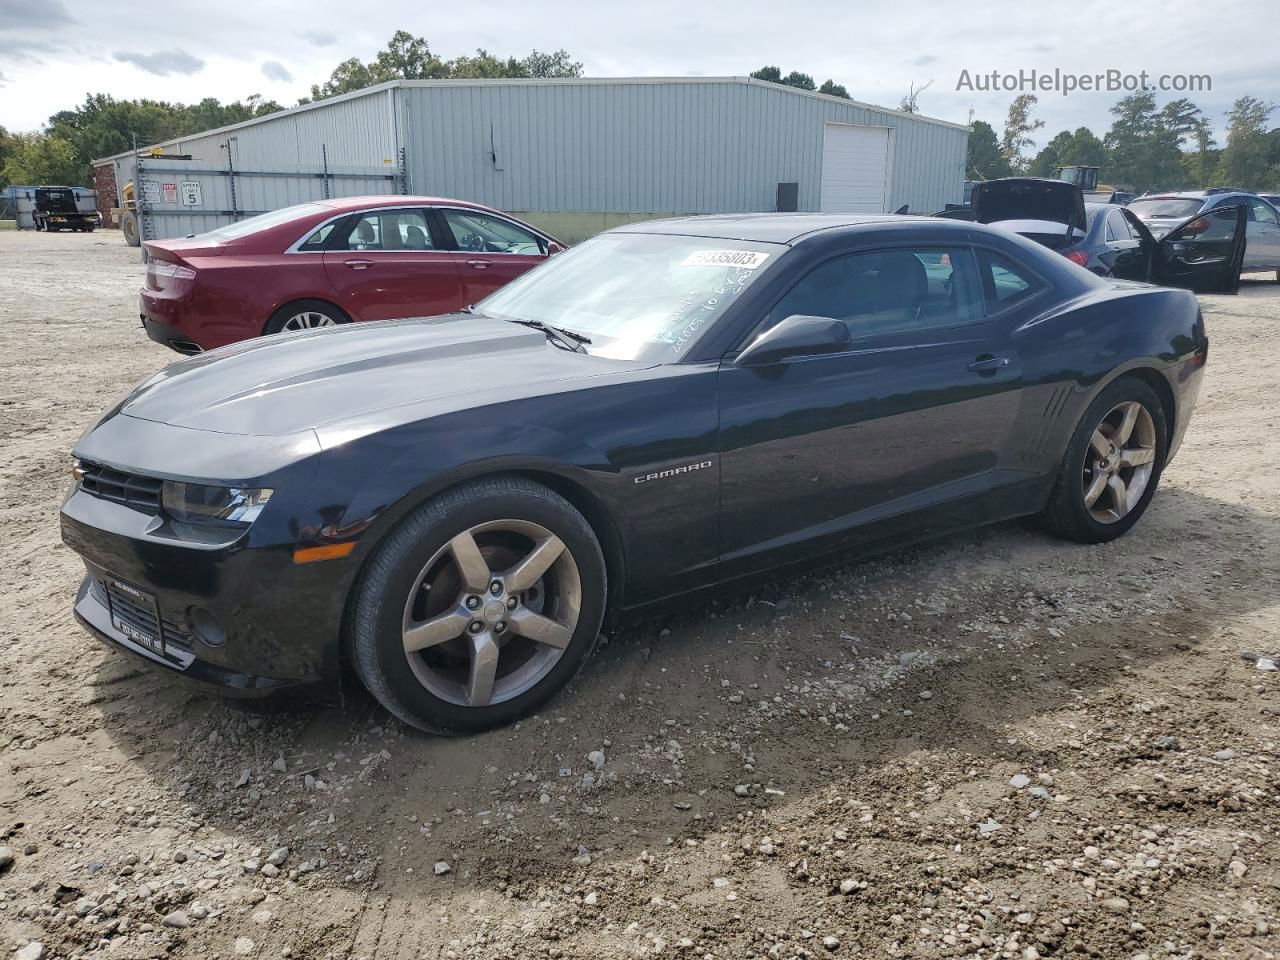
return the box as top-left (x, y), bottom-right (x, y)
top-left (161, 481), bottom-right (273, 525)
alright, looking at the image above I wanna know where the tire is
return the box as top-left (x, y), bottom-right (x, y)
top-left (347, 476), bottom-right (607, 734)
top-left (1040, 376), bottom-right (1169, 544)
top-left (264, 299), bottom-right (348, 336)
top-left (121, 212), bottom-right (140, 247)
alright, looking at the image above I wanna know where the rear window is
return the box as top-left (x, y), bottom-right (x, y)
top-left (1128, 198), bottom-right (1204, 220)
top-left (202, 203), bottom-right (329, 240)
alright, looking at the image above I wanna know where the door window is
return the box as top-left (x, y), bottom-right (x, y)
top-left (298, 220), bottom-right (340, 252)
top-left (976, 251), bottom-right (1043, 312)
top-left (443, 210), bottom-right (544, 255)
top-left (340, 209), bottom-right (435, 251)
top-left (765, 248), bottom-right (983, 338)
top-left (1250, 198), bottom-right (1279, 225)
top-left (1106, 209), bottom-right (1133, 242)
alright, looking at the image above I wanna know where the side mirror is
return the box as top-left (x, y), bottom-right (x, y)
top-left (736, 315), bottom-right (851, 367)
top-left (546, 241), bottom-right (566, 256)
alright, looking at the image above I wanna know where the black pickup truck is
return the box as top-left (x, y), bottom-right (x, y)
top-left (32, 186), bottom-right (98, 232)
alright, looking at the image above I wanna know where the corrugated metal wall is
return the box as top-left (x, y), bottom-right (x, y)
top-left (400, 79), bottom-right (967, 215)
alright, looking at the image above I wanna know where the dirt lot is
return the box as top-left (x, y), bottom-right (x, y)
top-left (1, 229), bottom-right (1278, 960)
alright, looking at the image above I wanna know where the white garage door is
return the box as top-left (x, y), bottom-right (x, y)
top-left (820, 123), bottom-right (890, 213)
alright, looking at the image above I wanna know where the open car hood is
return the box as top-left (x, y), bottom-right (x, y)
top-left (971, 178), bottom-right (1087, 231)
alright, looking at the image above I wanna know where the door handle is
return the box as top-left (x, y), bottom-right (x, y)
top-left (344, 259), bottom-right (374, 270)
top-left (967, 355), bottom-right (1010, 373)
top-left (466, 259), bottom-right (491, 269)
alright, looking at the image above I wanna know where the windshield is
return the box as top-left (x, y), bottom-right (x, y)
top-left (1128, 198), bottom-right (1204, 220)
top-left (202, 202), bottom-right (329, 240)
top-left (476, 232), bottom-right (783, 361)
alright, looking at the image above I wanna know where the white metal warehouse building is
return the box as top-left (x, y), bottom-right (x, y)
top-left (94, 77), bottom-right (970, 244)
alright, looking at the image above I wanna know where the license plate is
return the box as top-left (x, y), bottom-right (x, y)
top-left (106, 578), bottom-right (165, 653)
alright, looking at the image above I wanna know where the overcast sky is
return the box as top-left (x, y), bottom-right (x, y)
top-left (1, 0), bottom-right (1274, 148)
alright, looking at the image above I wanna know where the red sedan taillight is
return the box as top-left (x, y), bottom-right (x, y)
top-left (146, 261), bottom-right (197, 292)
top-left (1064, 250), bottom-right (1089, 268)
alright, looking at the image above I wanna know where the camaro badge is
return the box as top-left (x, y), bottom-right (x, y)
top-left (634, 460), bottom-right (714, 484)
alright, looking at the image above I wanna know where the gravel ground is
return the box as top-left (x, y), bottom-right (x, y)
top-left (1, 229), bottom-right (1279, 960)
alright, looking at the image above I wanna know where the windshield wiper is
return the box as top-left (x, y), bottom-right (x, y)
top-left (503, 318), bottom-right (592, 353)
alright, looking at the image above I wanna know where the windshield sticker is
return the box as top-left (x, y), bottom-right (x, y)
top-left (680, 250), bottom-right (770, 270)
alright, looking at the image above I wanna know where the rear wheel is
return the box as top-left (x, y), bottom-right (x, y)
top-left (264, 300), bottom-right (348, 336)
top-left (1040, 377), bottom-right (1168, 544)
top-left (348, 477), bottom-right (607, 734)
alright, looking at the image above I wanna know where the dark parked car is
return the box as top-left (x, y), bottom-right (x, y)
top-left (63, 214), bottom-right (1207, 733)
top-left (140, 196), bottom-right (564, 354)
top-left (970, 178), bottom-right (1247, 292)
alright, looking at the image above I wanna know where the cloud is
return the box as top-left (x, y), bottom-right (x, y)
top-left (911, 55), bottom-right (938, 67)
top-left (112, 49), bottom-right (205, 76)
top-left (0, 0), bottom-right (73, 31)
top-left (299, 29), bottom-right (336, 46)
top-left (261, 60), bottom-right (293, 83)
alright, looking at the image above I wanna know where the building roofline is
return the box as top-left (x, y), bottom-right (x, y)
top-left (91, 81), bottom-right (401, 164)
top-left (92, 75), bottom-right (968, 165)
top-left (398, 75), bottom-right (970, 131)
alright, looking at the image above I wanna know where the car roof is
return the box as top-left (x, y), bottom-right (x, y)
top-left (315, 195), bottom-right (497, 213)
top-left (1132, 192), bottom-right (1208, 201)
top-left (616, 212), bottom-right (955, 244)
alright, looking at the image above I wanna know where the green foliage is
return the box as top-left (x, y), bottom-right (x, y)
top-left (308, 31), bottom-right (582, 101)
top-left (1216, 96), bottom-right (1278, 189)
top-left (37, 92), bottom-right (284, 186)
top-left (0, 132), bottom-right (82, 186)
top-left (1027, 127), bottom-right (1105, 178)
top-left (750, 66), bottom-right (849, 99)
top-left (1103, 92), bottom-right (1186, 191)
top-left (966, 120), bottom-right (1012, 180)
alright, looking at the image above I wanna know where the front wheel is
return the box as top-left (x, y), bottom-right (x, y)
top-left (1039, 377), bottom-right (1168, 544)
top-left (347, 477), bottom-right (607, 734)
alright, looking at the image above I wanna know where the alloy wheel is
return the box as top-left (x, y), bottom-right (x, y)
top-left (281, 311), bottom-right (337, 331)
top-left (401, 520), bottom-right (582, 708)
top-left (1081, 400), bottom-right (1157, 524)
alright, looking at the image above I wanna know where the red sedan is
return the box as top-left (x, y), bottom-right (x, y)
top-left (139, 196), bottom-right (564, 353)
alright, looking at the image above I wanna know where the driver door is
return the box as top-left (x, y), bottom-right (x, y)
top-left (717, 245), bottom-right (1027, 579)
top-left (1153, 203), bottom-right (1247, 293)
top-left (437, 208), bottom-right (548, 304)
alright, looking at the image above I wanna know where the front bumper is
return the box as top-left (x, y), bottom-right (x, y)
top-left (73, 573), bottom-right (301, 696)
top-left (61, 480), bottom-right (348, 698)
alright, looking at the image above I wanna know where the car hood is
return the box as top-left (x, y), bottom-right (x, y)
top-left (971, 178), bottom-right (1087, 230)
top-left (118, 315), bottom-right (642, 438)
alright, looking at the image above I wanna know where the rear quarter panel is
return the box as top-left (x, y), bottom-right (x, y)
top-left (1010, 282), bottom-right (1206, 477)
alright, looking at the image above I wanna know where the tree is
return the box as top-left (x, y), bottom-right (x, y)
top-left (309, 31), bottom-right (582, 101)
top-left (1103, 92), bottom-right (1185, 191)
top-left (0, 126), bottom-right (16, 188)
top-left (0, 132), bottom-right (82, 186)
top-left (966, 120), bottom-right (1012, 180)
top-left (1001, 95), bottom-right (1045, 173)
top-left (750, 66), bottom-right (849, 99)
top-left (898, 79), bottom-right (933, 115)
top-left (1161, 98), bottom-right (1216, 184)
top-left (1029, 126), bottom-right (1107, 177)
top-left (1217, 95), bottom-right (1277, 188)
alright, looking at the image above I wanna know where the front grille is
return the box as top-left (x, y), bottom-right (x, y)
top-left (89, 578), bottom-right (192, 650)
top-left (78, 461), bottom-right (163, 510)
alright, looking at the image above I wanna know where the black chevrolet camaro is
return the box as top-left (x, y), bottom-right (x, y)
top-left (62, 214), bottom-right (1210, 733)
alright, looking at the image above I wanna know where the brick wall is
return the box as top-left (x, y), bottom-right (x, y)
top-left (92, 163), bottom-right (118, 228)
